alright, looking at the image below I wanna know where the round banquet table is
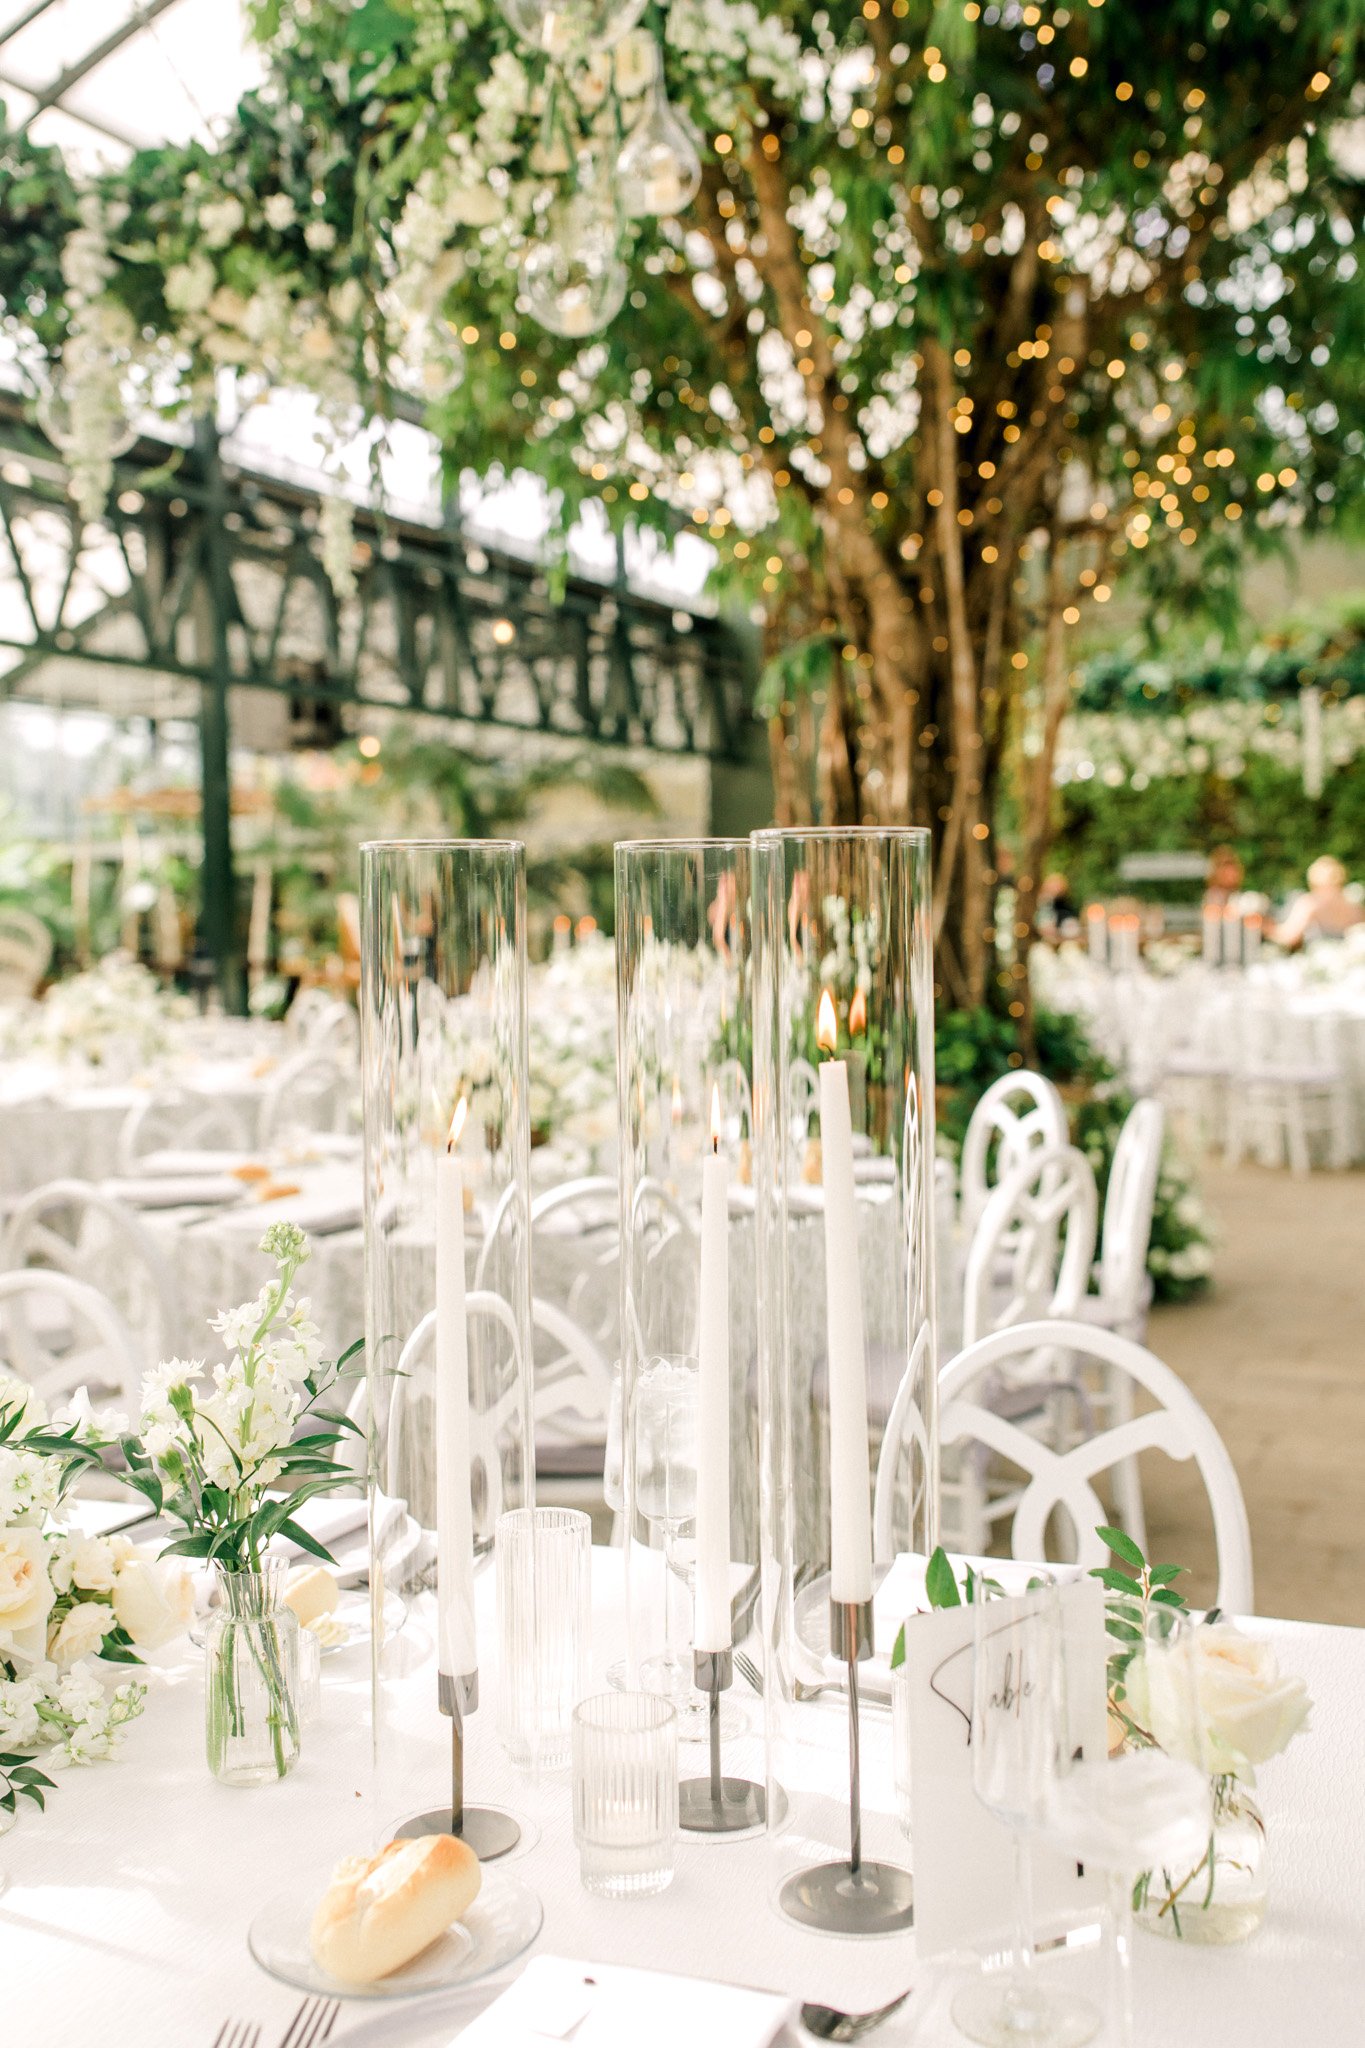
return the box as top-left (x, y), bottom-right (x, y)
top-left (1, 1548), bottom-right (1360, 2048)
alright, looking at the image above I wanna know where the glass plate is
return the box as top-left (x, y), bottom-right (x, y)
top-left (247, 1863), bottom-right (543, 2000)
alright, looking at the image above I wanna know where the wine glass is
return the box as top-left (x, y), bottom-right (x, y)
top-left (632, 1352), bottom-right (700, 1715)
top-left (952, 1583), bottom-right (1099, 2048)
top-left (1043, 1607), bottom-right (1212, 2048)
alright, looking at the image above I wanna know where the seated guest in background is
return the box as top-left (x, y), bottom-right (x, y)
top-left (1269, 855), bottom-right (1365, 949)
top-left (1203, 844), bottom-right (1245, 910)
top-left (1036, 870), bottom-right (1080, 942)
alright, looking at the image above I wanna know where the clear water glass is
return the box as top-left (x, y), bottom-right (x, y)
top-left (573, 1690), bottom-right (678, 1898)
top-left (952, 1583), bottom-right (1097, 2048)
top-left (496, 1506), bottom-right (591, 1769)
top-left (1044, 1608), bottom-right (1212, 2048)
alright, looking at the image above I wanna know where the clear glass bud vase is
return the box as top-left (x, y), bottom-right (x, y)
top-left (204, 1565), bottom-right (301, 1786)
top-left (1138, 1772), bottom-right (1268, 1945)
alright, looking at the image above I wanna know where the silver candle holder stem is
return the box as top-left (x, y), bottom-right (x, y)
top-left (396, 1668), bottom-right (521, 1861)
top-left (677, 1648), bottom-right (767, 1835)
top-left (777, 1599), bottom-right (915, 1933)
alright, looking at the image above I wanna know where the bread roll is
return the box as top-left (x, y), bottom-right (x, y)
top-left (284, 1565), bottom-right (338, 1628)
top-left (310, 1836), bottom-right (482, 1985)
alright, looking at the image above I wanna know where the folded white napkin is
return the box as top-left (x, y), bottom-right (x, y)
top-left (455, 1957), bottom-right (795, 2048)
top-left (133, 1148), bottom-right (256, 1177)
top-left (103, 1174), bottom-right (245, 1210)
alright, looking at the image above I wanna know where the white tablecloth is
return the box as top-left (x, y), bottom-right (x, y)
top-left (2, 1552), bottom-right (1360, 2048)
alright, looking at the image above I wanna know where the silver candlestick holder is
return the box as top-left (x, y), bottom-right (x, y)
top-left (396, 1669), bottom-right (521, 1861)
top-left (777, 1600), bottom-right (915, 1933)
top-left (678, 1649), bottom-right (769, 1835)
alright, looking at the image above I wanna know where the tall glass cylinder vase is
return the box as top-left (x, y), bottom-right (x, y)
top-left (615, 839), bottom-right (766, 1824)
top-left (750, 826), bottom-right (938, 1931)
top-left (360, 839), bottom-right (535, 1860)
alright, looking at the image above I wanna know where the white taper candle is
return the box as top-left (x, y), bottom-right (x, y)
top-left (435, 1102), bottom-right (477, 1680)
top-left (818, 991), bottom-right (873, 1607)
top-left (694, 1085), bottom-right (732, 1653)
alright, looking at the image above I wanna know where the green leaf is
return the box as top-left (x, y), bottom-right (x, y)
top-left (890, 1621), bottom-right (906, 1671)
top-left (1148, 1564), bottom-right (1186, 1585)
top-left (159, 1532), bottom-right (217, 1559)
top-left (1105, 1616), bottom-right (1143, 1644)
top-left (1090, 1566), bottom-right (1141, 1594)
top-left (1151, 1586), bottom-right (1187, 1608)
top-left (1096, 1525), bottom-right (1146, 1571)
top-left (274, 1517), bottom-right (334, 1563)
top-left (925, 1545), bottom-right (962, 1609)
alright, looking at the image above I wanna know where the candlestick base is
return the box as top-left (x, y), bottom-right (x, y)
top-left (778, 1859), bottom-right (914, 1935)
top-left (395, 1804), bottom-right (522, 1862)
top-left (678, 1774), bottom-right (771, 1834)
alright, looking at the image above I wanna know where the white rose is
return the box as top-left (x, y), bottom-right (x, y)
top-left (68, 1536), bottom-right (119, 1594)
top-left (48, 1599), bottom-right (115, 1669)
top-left (112, 1557), bottom-right (195, 1650)
top-left (0, 1526), bottom-right (56, 1640)
top-left (1194, 1622), bottom-right (1312, 1769)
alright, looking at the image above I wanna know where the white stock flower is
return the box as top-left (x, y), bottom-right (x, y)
top-left (264, 192), bottom-right (298, 231)
top-left (304, 219), bottom-right (338, 253)
top-left (199, 195), bottom-right (245, 248)
top-left (0, 1675), bottom-right (45, 1747)
top-left (48, 1599), bottom-right (115, 1669)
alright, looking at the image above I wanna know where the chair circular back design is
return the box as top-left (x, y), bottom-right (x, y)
top-left (1, 1180), bottom-right (182, 1381)
top-left (938, 1317), bottom-right (1254, 1613)
top-left (256, 1049), bottom-right (351, 1145)
top-left (1098, 1097), bottom-right (1165, 1325)
top-left (0, 1267), bottom-right (143, 1413)
top-left (959, 1070), bottom-right (1069, 1239)
top-left (961, 1141), bottom-right (1098, 1348)
top-left (116, 1088), bottom-right (255, 1175)
top-left (0, 906), bottom-right (53, 1002)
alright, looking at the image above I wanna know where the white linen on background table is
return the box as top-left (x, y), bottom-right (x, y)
top-left (0, 1550), bottom-right (1361, 2048)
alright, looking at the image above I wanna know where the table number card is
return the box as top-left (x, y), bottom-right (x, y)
top-left (904, 1575), bottom-right (1108, 1958)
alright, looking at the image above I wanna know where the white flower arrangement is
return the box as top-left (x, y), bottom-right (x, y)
top-left (0, 1376), bottom-right (182, 1823)
top-left (7, 953), bottom-right (183, 1071)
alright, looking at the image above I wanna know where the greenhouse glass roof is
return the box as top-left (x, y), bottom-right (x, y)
top-left (0, 0), bottom-right (260, 162)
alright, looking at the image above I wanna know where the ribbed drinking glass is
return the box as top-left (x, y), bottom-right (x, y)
top-left (496, 1506), bottom-right (591, 1769)
top-left (572, 1691), bottom-right (678, 1897)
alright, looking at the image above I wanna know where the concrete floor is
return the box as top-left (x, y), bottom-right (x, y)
top-left (1144, 1159), bottom-right (1365, 1626)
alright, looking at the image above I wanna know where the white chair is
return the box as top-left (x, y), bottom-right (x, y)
top-left (301, 1000), bottom-right (360, 1061)
top-left (936, 1319), bottom-right (1254, 1614)
top-left (872, 1324), bottom-right (935, 1565)
top-left (959, 1070), bottom-right (1069, 1241)
top-left (961, 1142), bottom-right (1098, 1348)
top-left (0, 1268), bottom-right (142, 1413)
top-left (0, 907), bottom-right (52, 1001)
top-left (256, 1049), bottom-right (351, 1145)
top-left (1225, 1002), bottom-right (1354, 1173)
top-left (285, 988), bottom-right (339, 1044)
top-left (116, 1088), bottom-right (255, 1174)
top-left (788, 1058), bottom-right (819, 1141)
top-left (1157, 984), bottom-right (1241, 1154)
top-left (1, 1181), bottom-right (182, 1377)
top-left (1077, 1098), bottom-right (1165, 1342)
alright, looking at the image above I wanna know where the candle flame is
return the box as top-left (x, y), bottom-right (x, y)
top-left (447, 1097), bottom-right (468, 1152)
top-left (848, 987), bottom-right (867, 1038)
top-left (1245, 912), bottom-right (1262, 930)
top-left (710, 1082), bottom-right (722, 1152)
top-left (817, 987), bottom-right (838, 1055)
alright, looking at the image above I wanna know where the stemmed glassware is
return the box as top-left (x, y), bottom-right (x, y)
top-left (1043, 1608), bottom-right (1212, 2048)
top-left (953, 1584), bottom-right (1098, 2048)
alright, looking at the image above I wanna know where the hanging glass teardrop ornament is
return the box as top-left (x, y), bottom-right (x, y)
top-left (615, 69), bottom-right (702, 219)
top-left (520, 190), bottom-right (628, 338)
top-left (498, 0), bottom-right (646, 60)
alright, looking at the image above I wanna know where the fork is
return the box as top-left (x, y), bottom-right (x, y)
top-left (799, 1990), bottom-right (911, 2041)
top-left (278, 1996), bottom-right (341, 2048)
top-left (734, 1649), bottom-right (846, 1704)
top-left (211, 2025), bottom-right (261, 2048)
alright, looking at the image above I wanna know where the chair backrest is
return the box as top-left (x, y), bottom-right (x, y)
top-left (256, 1049), bottom-right (351, 1144)
top-left (0, 1267), bottom-right (142, 1412)
top-left (959, 1070), bottom-right (1069, 1238)
top-left (1, 1180), bottom-right (182, 1377)
top-left (285, 987), bottom-right (338, 1043)
top-left (1099, 1098), bottom-right (1165, 1318)
top-left (116, 1087), bottom-right (255, 1174)
top-left (872, 1323), bottom-right (935, 1564)
top-left (961, 1142), bottom-right (1098, 1348)
top-left (301, 1000), bottom-right (360, 1060)
top-left (938, 1318), bottom-right (1254, 1612)
top-left (788, 1058), bottom-right (819, 1140)
top-left (0, 906), bottom-right (52, 1000)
